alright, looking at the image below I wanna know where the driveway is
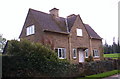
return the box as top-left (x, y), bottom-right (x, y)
top-left (102, 74), bottom-right (120, 79)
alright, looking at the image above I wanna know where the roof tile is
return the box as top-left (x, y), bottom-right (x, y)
top-left (29, 8), bottom-right (102, 39)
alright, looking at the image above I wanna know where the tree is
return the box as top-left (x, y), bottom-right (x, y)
top-left (117, 37), bottom-right (120, 53)
top-left (0, 34), bottom-right (6, 53)
top-left (103, 40), bottom-right (109, 54)
top-left (103, 37), bottom-right (120, 54)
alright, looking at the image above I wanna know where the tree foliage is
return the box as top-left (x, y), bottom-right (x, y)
top-left (103, 37), bottom-right (120, 54)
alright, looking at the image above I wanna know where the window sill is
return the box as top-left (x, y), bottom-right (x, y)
top-left (73, 57), bottom-right (77, 59)
top-left (59, 58), bottom-right (65, 59)
top-left (77, 36), bottom-right (83, 37)
top-left (93, 56), bottom-right (99, 58)
top-left (26, 34), bottom-right (35, 37)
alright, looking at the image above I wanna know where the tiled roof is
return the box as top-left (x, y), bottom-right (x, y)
top-left (29, 9), bottom-right (67, 33)
top-left (29, 8), bottom-right (102, 39)
top-left (67, 14), bottom-right (77, 31)
top-left (84, 24), bottom-right (102, 39)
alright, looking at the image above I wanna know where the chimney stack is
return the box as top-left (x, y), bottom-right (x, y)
top-left (49, 8), bottom-right (59, 17)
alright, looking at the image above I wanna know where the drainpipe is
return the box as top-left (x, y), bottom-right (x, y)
top-left (65, 18), bottom-right (71, 62)
top-left (69, 34), bottom-right (72, 62)
top-left (90, 38), bottom-right (93, 56)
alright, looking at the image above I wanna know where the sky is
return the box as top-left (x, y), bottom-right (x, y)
top-left (0, 0), bottom-right (119, 45)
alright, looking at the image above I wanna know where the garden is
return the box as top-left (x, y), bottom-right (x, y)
top-left (2, 40), bottom-right (120, 79)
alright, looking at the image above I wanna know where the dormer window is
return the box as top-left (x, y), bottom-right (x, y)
top-left (26, 25), bottom-right (35, 36)
top-left (77, 28), bottom-right (82, 36)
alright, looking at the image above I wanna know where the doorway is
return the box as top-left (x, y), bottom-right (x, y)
top-left (79, 49), bottom-right (84, 62)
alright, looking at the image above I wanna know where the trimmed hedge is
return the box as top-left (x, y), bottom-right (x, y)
top-left (2, 40), bottom-right (78, 77)
top-left (2, 40), bottom-right (120, 78)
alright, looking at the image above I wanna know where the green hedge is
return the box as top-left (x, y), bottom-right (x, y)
top-left (2, 40), bottom-right (120, 78)
top-left (2, 40), bottom-right (80, 78)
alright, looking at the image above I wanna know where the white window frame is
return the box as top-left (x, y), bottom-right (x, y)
top-left (26, 25), bottom-right (35, 36)
top-left (77, 28), bottom-right (82, 36)
top-left (58, 48), bottom-right (66, 59)
top-left (73, 48), bottom-right (77, 59)
top-left (85, 49), bottom-right (89, 58)
top-left (93, 49), bottom-right (99, 58)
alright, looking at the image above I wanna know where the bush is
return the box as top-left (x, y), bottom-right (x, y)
top-left (85, 55), bottom-right (93, 62)
top-left (3, 40), bottom-right (120, 78)
top-left (3, 40), bottom-right (72, 77)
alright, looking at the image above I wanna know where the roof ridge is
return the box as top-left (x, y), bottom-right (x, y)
top-left (29, 8), bottom-right (50, 15)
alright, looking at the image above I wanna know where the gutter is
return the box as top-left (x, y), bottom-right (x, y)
top-left (43, 29), bottom-right (69, 35)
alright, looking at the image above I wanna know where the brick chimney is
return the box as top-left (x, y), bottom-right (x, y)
top-left (49, 8), bottom-right (59, 17)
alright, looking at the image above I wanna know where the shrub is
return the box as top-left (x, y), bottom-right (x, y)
top-left (3, 40), bottom-right (72, 77)
top-left (3, 40), bottom-right (120, 78)
top-left (85, 55), bottom-right (93, 62)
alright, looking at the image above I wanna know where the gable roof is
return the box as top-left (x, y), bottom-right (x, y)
top-left (67, 14), bottom-right (77, 32)
top-left (29, 9), bottom-right (68, 34)
top-left (22, 8), bottom-right (102, 39)
top-left (84, 24), bottom-right (102, 39)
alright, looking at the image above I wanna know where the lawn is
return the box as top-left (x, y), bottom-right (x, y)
top-left (104, 53), bottom-right (120, 59)
top-left (78, 70), bottom-right (120, 79)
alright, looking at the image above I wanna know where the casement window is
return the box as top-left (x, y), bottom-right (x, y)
top-left (55, 48), bottom-right (66, 59)
top-left (73, 48), bottom-right (77, 59)
top-left (77, 28), bottom-right (82, 36)
top-left (26, 25), bottom-right (35, 36)
top-left (85, 49), bottom-right (89, 58)
top-left (93, 49), bottom-right (99, 57)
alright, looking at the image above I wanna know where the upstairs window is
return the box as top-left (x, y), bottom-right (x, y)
top-left (85, 49), bottom-right (89, 58)
top-left (58, 48), bottom-right (66, 59)
top-left (73, 48), bottom-right (77, 59)
top-left (93, 49), bottom-right (99, 57)
top-left (77, 28), bottom-right (82, 36)
top-left (26, 25), bottom-right (35, 36)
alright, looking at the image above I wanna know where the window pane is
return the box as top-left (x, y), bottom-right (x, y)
top-left (73, 48), bottom-right (77, 58)
top-left (93, 49), bottom-right (99, 57)
top-left (26, 25), bottom-right (35, 36)
top-left (26, 27), bottom-right (29, 35)
top-left (31, 25), bottom-right (35, 34)
top-left (62, 49), bottom-right (65, 58)
top-left (58, 48), bottom-right (66, 59)
top-left (59, 49), bottom-right (62, 57)
top-left (85, 49), bottom-right (88, 57)
top-left (77, 29), bottom-right (82, 36)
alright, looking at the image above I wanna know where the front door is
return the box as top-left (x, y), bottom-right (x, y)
top-left (79, 49), bottom-right (84, 62)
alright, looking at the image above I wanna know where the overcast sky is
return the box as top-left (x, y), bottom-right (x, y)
top-left (0, 0), bottom-right (119, 45)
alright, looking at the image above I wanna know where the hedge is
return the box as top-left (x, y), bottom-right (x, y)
top-left (2, 40), bottom-right (120, 78)
top-left (2, 40), bottom-right (78, 78)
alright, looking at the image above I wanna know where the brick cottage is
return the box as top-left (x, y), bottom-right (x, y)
top-left (19, 8), bottom-right (103, 64)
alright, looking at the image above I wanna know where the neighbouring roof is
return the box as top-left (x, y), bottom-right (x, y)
top-left (67, 14), bottom-right (77, 31)
top-left (84, 24), bottom-right (102, 39)
top-left (27, 8), bottom-right (102, 39)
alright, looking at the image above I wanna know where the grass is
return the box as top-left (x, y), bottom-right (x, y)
top-left (77, 70), bottom-right (120, 79)
top-left (104, 53), bottom-right (120, 59)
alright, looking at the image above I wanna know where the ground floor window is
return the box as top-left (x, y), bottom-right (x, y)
top-left (73, 48), bottom-right (77, 59)
top-left (55, 48), bottom-right (66, 59)
top-left (85, 49), bottom-right (89, 58)
top-left (93, 49), bottom-right (99, 57)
